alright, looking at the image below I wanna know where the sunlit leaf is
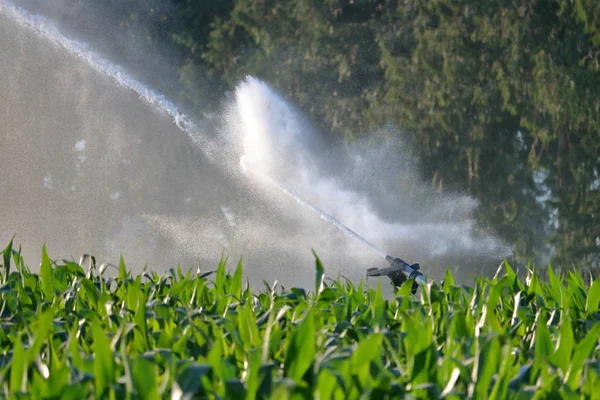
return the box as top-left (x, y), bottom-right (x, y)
top-left (10, 335), bottom-right (26, 394)
top-left (284, 308), bottom-right (315, 381)
top-left (40, 244), bottom-right (54, 300)
top-left (92, 317), bottom-right (115, 398)
top-left (586, 280), bottom-right (600, 314)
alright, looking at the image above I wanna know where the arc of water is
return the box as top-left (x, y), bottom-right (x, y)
top-left (1, 0), bottom-right (389, 262)
top-left (0, 0), bottom-right (217, 157)
top-left (241, 160), bottom-right (387, 260)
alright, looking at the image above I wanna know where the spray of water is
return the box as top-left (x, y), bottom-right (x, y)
top-left (228, 76), bottom-right (512, 276)
top-left (1, 0), bottom-right (511, 286)
top-left (0, 0), bottom-right (218, 159)
top-left (241, 159), bottom-right (387, 259)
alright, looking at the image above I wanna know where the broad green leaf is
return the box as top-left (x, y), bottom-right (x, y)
top-left (474, 336), bottom-right (501, 399)
top-left (131, 357), bottom-right (159, 400)
top-left (550, 311), bottom-right (574, 374)
top-left (215, 254), bottom-right (227, 297)
top-left (487, 276), bottom-right (508, 311)
top-left (238, 303), bottom-right (260, 348)
top-left (231, 257), bottom-right (244, 300)
top-left (67, 324), bottom-right (83, 370)
top-left (56, 261), bottom-right (85, 277)
top-left (443, 268), bottom-right (455, 296)
top-left (313, 250), bottom-right (325, 296)
top-left (317, 369), bottom-right (342, 400)
top-left (566, 323), bottom-right (600, 389)
top-left (172, 363), bottom-right (212, 399)
top-left (534, 312), bottom-right (553, 370)
top-left (133, 284), bottom-right (149, 351)
top-left (2, 238), bottom-right (13, 282)
top-left (371, 283), bottom-right (385, 330)
top-left (411, 343), bottom-right (436, 384)
top-left (489, 344), bottom-right (514, 400)
top-left (586, 279), bottom-right (600, 314)
top-left (40, 244), bottom-right (54, 300)
top-left (118, 254), bottom-right (127, 281)
top-left (351, 333), bottom-right (382, 387)
top-left (27, 309), bottom-right (54, 363)
top-left (10, 335), bottom-right (26, 393)
top-left (547, 264), bottom-right (563, 304)
top-left (92, 317), bottom-right (115, 398)
top-left (81, 278), bottom-right (99, 309)
top-left (527, 269), bottom-right (544, 298)
top-left (245, 349), bottom-right (262, 400)
top-left (284, 308), bottom-right (315, 381)
top-left (225, 379), bottom-right (246, 398)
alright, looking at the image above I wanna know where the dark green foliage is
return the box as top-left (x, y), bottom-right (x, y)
top-left (0, 244), bottom-right (599, 397)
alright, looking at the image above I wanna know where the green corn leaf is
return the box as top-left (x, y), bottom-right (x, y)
top-left (231, 258), bottom-right (244, 300)
top-left (443, 268), bottom-right (455, 296)
top-left (57, 261), bottom-right (85, 277)
top-left (565, 323), bottom-right (600, 390)
top-left (172, 363), bottom-right (212, 399)
top-left (118, 254), bottom-right (127, 281)
top-left (474, 336), bottom-right (501, 399)
top-left (57, 384), bottom-right (89, 400)
top-left (411, 343), bottom-right (436, 385)
top-left (550, 311), bottom-right (574, 374)
top-left (131, 357), bottom-right (159, 400)
top-left (527, 269), bottom-right (545, 298)
top-left (27, 308), bottom-right (54, 364)
top-left (208, 331), bottom-right (236, 382)
top-left (215, 254), bottom-right (227, 298)
top-left (317, 369), bottom-right (341, 400)
top-left (67, 324), bottom-right (83, 370)
top-left (534, 312), bottom-right (553, 370)
top-left (489, 344), bottom-right (515, 400)
top-left (547, 264), bottom-right (563, 304)
top-left (40, 244), bottom-right (54, 300)
top-left (10, 335), bottom-right (26, 394)
top-left (313, 250), bottom-right (325, 296)
top-left (81, 278), bottom-right (99, 310)
top-left (351, 333), bottom-right (382, 387)
top-left (238, 303), bottom-right (260, 349)
top-left (284, 308), bottom-right (315, 381)
top-left (245, 349), bottom-right (262, 400)
top-left (133, 284), bottom-right (149, 351)
top-left (371, 283), bottom-right (385, 330)
top-left (2, 238), bottom-right (13, 282)
top-left (487, 276), bottom-right (508, 311)
top-left (586, 279), bottom-right (600, 314)
top-left (502, 260), bottom-right (517, 285)
top-left (92, 317), bottom-right (115, 398)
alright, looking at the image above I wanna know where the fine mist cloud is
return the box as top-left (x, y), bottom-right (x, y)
top-left (217, 77), bottom-right (512, 284)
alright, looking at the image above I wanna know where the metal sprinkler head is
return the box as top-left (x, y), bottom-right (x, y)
top-left (367, 255), bottom-right (425, 294)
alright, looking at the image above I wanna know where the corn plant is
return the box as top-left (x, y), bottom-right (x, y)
top-left (0, 239), bottom-right (599, 399)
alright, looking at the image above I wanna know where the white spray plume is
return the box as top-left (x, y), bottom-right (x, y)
top-left (228, 76), bottom-right (512, 274)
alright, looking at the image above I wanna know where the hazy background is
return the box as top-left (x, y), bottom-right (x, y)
top-left (4, 0), bottom-right (595, 288)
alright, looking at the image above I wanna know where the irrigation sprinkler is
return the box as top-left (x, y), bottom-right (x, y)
top-left (241, 162), bottom-right (428, 294)
top-left (366, 255), bottom-right (425, 294)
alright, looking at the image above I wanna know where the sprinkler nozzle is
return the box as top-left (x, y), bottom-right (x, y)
top-left (367, 254), bottom-right (425, 294)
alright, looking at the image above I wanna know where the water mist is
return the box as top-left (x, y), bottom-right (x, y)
top-left (0, 1), bottom-right (511, 289)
